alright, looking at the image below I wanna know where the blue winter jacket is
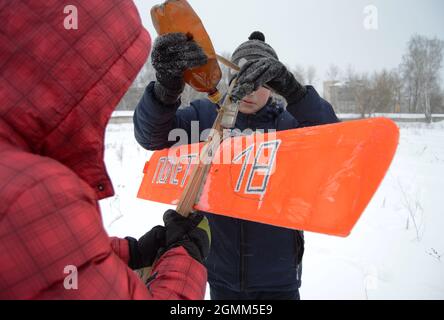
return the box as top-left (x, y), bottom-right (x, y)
top-left (133, 81), bottom-right (339, 292)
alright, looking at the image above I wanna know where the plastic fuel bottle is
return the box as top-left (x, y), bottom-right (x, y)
top-left (151, 0), bottom-right (222, 104)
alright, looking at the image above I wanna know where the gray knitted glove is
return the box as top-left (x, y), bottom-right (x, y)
top-left (151, 33), bottom-right (208, 105)
top-left (231, 58), bottom-right (307, 104)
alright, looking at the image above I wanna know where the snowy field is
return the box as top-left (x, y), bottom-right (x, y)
top-left (101, 121), bottom-right (444, 300)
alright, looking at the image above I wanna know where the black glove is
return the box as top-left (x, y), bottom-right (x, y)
top-left (231, 58), bottom-right (307, 104)
top-left (151, 32), bottom-right (208, 105)
top-left (125, 226), bottom-right (166, 270)
top-left (161, 209), bottom-right (211, 264)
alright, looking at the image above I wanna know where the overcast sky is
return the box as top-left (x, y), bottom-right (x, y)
top-left (134, 0), bottom-right (444, 91)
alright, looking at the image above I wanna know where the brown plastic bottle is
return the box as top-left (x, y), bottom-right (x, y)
top-left (151, 0), bottom-right (222, 103)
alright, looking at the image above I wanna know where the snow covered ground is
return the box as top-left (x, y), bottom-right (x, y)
top-left (101, 121), bottom-right (444, 300)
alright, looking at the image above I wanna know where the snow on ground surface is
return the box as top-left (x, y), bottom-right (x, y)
top-left (101, 121), bottom-right (444, 300)
top-left (338, 113), bottom-right (444, 119)
top-left (112, 111), bottom-right (444, 119)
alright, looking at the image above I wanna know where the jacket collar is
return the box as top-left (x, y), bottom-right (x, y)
top-left (236, 98), bottom-right (284, 126)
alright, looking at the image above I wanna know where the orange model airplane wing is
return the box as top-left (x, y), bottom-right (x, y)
top-left (137, 118), bottom-right (399, 237)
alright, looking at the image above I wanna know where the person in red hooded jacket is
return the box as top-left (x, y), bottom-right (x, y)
top-left (0, 0), bottom-right (210, 299)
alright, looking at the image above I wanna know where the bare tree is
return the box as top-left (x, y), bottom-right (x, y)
top-left (306, 65), bottom-right (317, 85)
top-left (116, 56), bottom-right (155, 110)
top-left (345, 67), bottom-right (373, 116)
top-left (431, 88), bottom-right (444, 114)
top-left (135, 56), bottom-right (156, 87)
top-left (326, 64), bottom-right (341, 81)
top-left (400, 35), bottom-right (444, 121)
top-left (216, 51), bottom-right (232, 96)
top-left (391, 69), bottom-right (404, 113)
top-left (371, 69), bottom-right (399, 113)
top-left (292, 65), bottom-right (306, 84)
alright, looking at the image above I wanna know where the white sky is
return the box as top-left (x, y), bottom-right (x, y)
top-left (134, 0), bottom-right (444, 91)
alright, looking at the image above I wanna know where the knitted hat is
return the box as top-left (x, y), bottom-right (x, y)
top-left (231, 31), bottom-right (279, 65)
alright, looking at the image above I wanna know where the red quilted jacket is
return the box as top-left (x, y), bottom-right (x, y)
top-left (0, 0), bottom-right (206, 299)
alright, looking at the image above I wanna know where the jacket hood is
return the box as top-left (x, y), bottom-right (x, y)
top-left (0, 0), bottom-right (151, 199)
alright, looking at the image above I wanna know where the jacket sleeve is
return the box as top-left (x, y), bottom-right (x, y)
top-left (3, 170), bottom-right (206, 300)
top-left (110, 237), bottom-right (130, 265)
top-left (133, 81), bottom-right (200, 150)
top-left (143, 246), bottom-right (207, 300)
top-left (286, 85), bottom-right (339, 127)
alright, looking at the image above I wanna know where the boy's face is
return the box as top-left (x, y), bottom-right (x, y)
top-left (238, 86), bottom-right (271, 114)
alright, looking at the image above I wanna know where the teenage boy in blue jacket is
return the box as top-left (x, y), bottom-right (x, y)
top-left (133, 31), bottom-right (339, 300)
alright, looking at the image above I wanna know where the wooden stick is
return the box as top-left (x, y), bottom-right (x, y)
top-left (176, 80), bottom-right (237, 216)
top-left (177, 53), bottom-right (274, 216)
top-left (216, 54), bottom-right (240, 72)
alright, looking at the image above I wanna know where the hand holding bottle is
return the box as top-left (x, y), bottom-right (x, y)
top-left (152, 32), bottom-right (208, 105)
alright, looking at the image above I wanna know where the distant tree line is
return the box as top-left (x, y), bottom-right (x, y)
top-left (118, 35), bottom-right (444, 123)
top-left (323, 35), bottom-right (444, 121)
